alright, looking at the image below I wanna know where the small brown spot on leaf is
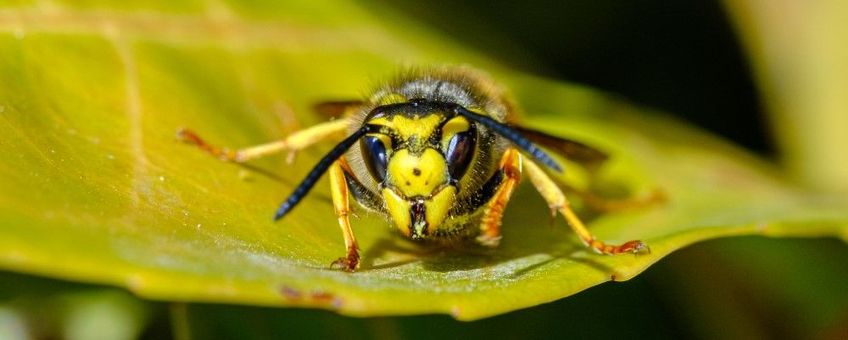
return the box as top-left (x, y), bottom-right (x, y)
top-left (279, 286), bottom-right (303, 299)
top-left (279, 286), bottom-right (342, 309)
top-left (311, 290), bottom-right (343, 309)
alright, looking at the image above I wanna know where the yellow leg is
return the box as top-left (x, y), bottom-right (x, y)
top-left (177, 119), bottom-right (349, 162)
top-left (523, 157), bottom-right (648, 255)
top-left (328, 158), bottom-right (360, 272)
top-left (477, 149), bottom-right (522, 247)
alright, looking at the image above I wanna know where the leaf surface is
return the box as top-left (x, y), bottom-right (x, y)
top-left (0, 1), bottom-right (846, 320)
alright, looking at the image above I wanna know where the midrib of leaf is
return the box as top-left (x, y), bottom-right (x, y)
top-left (112, 37), bottom-right (147, 207)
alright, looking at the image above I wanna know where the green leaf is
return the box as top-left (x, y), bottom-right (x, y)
top-left (0, 2), bottom-right (846, 321)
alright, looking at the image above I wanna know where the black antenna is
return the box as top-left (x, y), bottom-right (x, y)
top-left (274, 125), bottom-right (370, 221)
top-left (454, 106), bottom-right (563, 172)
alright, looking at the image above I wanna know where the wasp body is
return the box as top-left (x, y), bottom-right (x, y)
top-left (179, 67), bottom-right (647, 271)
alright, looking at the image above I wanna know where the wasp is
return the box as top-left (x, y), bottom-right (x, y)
top-left (178, 66), bottom-right (649, 271)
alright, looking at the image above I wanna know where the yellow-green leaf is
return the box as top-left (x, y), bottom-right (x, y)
top-left (0, 1), bottom-right (846, 321)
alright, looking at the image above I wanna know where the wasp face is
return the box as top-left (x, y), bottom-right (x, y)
top-left (360, 109), bottom-right (477, 239)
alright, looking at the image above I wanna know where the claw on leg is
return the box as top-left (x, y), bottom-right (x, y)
top-left (329, 159), bottom-right (361, 272)
top-left (589, 237), bottom-right (649, 255)
top-left (176, 119), bottom-right (349, 163)
top-left (523, 156), bottom-right (649, 256)
top-left (330, 246), bottom-right (360, 272)
top-left (176, 128), bottom-right (241, 162)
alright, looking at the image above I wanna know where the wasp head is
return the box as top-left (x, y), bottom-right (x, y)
top-left (360, 100), bottom-right (477, 239)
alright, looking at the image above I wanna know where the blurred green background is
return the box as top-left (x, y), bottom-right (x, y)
top-left (1, 0), bottom-right (847, 339)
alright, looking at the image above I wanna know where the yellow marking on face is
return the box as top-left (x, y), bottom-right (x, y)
top-left (440, 116), bottom-right (470, 149)
top-left (382, 185), bottom-right (457, 237)
top-left (425, 185), bottom-right (455, 231)
top-left (387, 148), bottom-right (447, 197)
top-left (390, 114), bottom-right (442, 141)
top-left (367, 116), bottom-right (392, 127)
top-left (382, 188), bottom-right (411, 237)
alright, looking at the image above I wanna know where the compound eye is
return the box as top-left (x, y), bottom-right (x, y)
top-left (442, 118), bottom-right (477, 180)
top-left (361, 134), bottom-right (390, 183)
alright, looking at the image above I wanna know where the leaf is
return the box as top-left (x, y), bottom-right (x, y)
top-left (725, 0), bottom-right (848, 192)
top-left (0, 2), bottom-right (846, 321)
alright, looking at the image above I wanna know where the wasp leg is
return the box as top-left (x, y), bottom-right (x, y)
top-left (328, 158), bottom-right (360, 272)
top-left (477, 148), bottom-right (522, 247)
top-left (177, 119), bottom-right (349, 163)
top-left (523, 157), bottom-right (648, 255)
top-left (559, 182), bottom-right (667, 213)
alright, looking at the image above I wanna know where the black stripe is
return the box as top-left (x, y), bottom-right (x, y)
top-left (344, 170), bottom-right (384, 213)
top-left (450, 169), bottom-right (505, 216)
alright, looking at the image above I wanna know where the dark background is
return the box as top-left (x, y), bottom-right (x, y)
top-left (386, 0), bottom-right (771, 155)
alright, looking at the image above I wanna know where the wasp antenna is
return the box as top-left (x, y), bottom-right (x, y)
top-left (274, 126), bottom-right (369, 221)
top-left (455, 106), bottom-right (563, 172)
